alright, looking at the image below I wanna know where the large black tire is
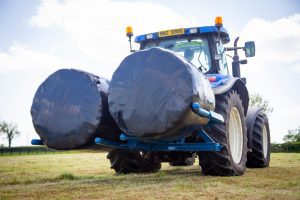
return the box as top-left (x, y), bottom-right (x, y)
top-left (169, 153), bottom-right (196, 166)
top-left (107, 149), bottom-right (161, 173)
top-left (246, 113), bottom-right (270, 168)
top-left (198, 91), bottom-right (248, 176)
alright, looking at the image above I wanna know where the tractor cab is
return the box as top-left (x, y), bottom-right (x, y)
top-left (126, 17), bottom-right (255, 78)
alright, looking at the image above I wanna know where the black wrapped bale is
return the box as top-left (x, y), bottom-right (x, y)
top-left (109, 47), bottom-right (215, 139)
top-left (31, 69), bottom-right (120, 150)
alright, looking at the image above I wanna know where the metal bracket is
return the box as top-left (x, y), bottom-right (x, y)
top-left (191, 102), bottom-right (224, 124)
top-left (31, 139), bottom-right (44, 145)
top-left (95, 128), bottom-right (222, 152)
top-left (94, 101), bottom-right (224, 151)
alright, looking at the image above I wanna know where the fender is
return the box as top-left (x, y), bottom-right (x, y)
top-left (207, 74), bottom-right (249, 115)
top-left (245, 106), bottom-right (263, 150)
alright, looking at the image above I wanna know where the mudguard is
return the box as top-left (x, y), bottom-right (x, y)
top-left (207, 74), bottom-right (249, 115)
top-left (245, 106), bottom-right (263, 150)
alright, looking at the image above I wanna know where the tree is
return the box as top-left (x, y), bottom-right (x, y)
top-left (283, 126), bottom-right (300, 143)
top-left (249, 93), bottom-right (274, 114)
top-left (0, 120), bottom-right (21, 148)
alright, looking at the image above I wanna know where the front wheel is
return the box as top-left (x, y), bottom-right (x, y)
top-left (169, 152), bottom-right (196, 166)
top-left (198, 90), bottom-right (248, 176)
top-left (107, 149), bottom-right (161, 174)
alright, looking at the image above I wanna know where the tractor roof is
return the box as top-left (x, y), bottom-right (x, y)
top-left (134, 26), bottom-right (230, 44)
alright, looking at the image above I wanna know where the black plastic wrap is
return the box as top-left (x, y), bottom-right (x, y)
top-left (31, 69), bottom-right (120, 150)
top-left (109, 47), bottom-right (215, 139)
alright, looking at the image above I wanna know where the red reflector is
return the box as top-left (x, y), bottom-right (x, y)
top-left (208, 76), bottom-right (217, 82)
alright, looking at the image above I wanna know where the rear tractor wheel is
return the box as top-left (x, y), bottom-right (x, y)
top-left (246, 109), bottom-right (270, 168)
top-left (198, 90), bottom-right (248, 176)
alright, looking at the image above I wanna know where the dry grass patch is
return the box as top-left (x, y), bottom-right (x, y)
top-left (0, 152), bottom-right (299, 200)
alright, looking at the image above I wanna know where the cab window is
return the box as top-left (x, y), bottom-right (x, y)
top-left (143, 37), bottom-right (212, 73)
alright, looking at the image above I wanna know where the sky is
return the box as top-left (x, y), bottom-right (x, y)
top-left (0, 0), bottom-right (299, 146)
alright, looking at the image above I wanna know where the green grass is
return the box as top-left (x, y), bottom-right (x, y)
top-left (0, 153), bottom-right (299, 200)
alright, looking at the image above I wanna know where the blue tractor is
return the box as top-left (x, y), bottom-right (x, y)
top-left (31, 17), bottom-right (270, 176)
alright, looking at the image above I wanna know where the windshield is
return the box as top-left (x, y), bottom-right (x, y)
top-left (143, 37), bottom-right (212, 73)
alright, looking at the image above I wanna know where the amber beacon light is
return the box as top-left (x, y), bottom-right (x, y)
top-left (126, 26), bottom-right (133, 37)
top-left (215, 16), bottom-right (223, 27)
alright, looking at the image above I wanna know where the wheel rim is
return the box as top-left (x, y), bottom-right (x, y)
top-left (228, 107), bottom-right (243, 164)
top-left (262, 125), bottom-right (268, 158)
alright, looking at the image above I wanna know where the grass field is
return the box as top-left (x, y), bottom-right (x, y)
top-left (0, 152), bottom-right (299, 200)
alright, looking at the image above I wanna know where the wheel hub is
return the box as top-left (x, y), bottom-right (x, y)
top-left (228, 107), bottom-right (243, 164)
top-left (262, 125), bottom-right (268, 158)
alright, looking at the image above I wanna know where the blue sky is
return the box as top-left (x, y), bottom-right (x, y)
top-left (0, 0), bottom-right (299, 146)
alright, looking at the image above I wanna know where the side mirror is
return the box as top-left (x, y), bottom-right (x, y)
top-left (244, 41), bottom-right (255, 57)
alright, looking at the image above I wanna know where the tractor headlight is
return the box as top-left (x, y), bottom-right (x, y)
top-left (189, 28), bottom-right (198, 34)
top-left (146, 33), bottom-right (154, 39)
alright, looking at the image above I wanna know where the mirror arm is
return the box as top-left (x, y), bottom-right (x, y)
top-left (225, 47), bottom-right (244, 51)
top-left (239, 59), bottom-right (247, 65)
top-left (225, 36), bottom-right (243, 53)
top-left (225, 37), bottom-right (242, 78)
top-left (233, 37), bottom-right (239, 57)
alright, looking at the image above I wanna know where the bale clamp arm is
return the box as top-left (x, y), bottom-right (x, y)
top-left (94, 102), bottom-right (224, 152)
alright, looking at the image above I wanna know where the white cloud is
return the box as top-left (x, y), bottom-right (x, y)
top-left (239, 14), bottom-right (300, 64)
top-left (0, 42), bottom-right (61, 74)
top-left (238, 14), bottom-right (300, 94)
top-left (291, 62), bottom-right (300, 73)
top-left (28, 0), bottom-right (197, 78)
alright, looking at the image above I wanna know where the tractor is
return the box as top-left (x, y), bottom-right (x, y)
top-left (102, 16), bottom-right (270, 176)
